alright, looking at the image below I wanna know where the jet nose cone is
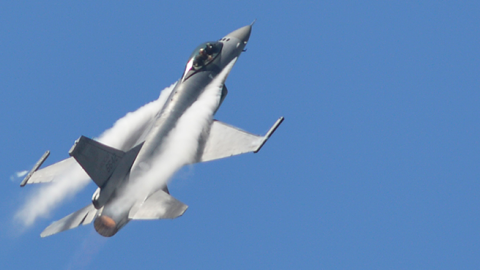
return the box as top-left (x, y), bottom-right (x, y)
top-left (226, 25), bottom-right (252, 43)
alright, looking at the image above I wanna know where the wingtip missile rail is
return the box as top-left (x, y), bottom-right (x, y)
top-left (20, 150), bottom-right (50, 187)
top-left (254, 116), bottom-right (284, 153)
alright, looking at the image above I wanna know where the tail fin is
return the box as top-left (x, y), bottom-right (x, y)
top-left (69, 136), bottom-right (125, 187)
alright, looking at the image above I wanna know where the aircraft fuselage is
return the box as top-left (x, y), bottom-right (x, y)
top-left (93, 25), bottom-right (252, 237)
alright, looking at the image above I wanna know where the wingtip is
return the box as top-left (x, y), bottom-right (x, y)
top-left (40, 225), bottom-right (54, 238)
top-left (20, 150), bottom-right (50, 187)
top-left (254, 116), bottom-right (284, 153)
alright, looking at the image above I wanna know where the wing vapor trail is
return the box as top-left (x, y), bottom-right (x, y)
top-left (14, 84), bottom-right (176, 228)
top-left (110, 58), bottom-right (238, 216)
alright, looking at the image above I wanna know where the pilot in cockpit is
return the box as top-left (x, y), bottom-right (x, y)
top-left (194, 48), bottom-right (206, 68)
top-left (205, 44), bottom-right (214, 55)
top-left (193, 43), bottom-right (218, 68)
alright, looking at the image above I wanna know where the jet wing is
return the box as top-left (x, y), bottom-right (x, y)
top-left (40, 203), bottom-right (98, 237)
top-left (20, 156), bottom-right (78, 186)
top-left (129, 189), bottom-right (188, 220)
top-left (198, 117), bottom-right (284, 163)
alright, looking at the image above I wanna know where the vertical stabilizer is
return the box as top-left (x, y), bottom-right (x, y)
top-left (69, 136), bottom-right (125, 187)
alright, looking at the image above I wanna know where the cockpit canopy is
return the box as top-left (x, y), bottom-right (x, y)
top-left (188, 42), bottom-right (223, 70)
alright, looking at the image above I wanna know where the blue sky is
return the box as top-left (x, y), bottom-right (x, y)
top-left (1, 1), bottom-right (479, 269)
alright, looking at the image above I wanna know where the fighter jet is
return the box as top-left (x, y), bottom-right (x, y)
top-left (20, 23), bottom-right (284, 237)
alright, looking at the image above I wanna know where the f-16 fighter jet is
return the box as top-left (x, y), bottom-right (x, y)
top-left (20, 23), bottom-right (283, 237)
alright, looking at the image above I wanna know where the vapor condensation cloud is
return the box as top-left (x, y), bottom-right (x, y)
top-left (16, 171), bottom-right (28, 178)
top-left (16, 56), bottom-right (237, 229)
top-left (110, 58), bottom-right (238, 215)
top-left (15, 83), bottom-right (176, 228)
top-left (10, 170), bottom-right (28, 182)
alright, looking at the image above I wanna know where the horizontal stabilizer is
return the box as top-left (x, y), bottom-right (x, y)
top-left (41, 204), bottom-right (98, 237)
top-left (129, 189), bottom-right (188, 220)
top-left (198, 117), bottom-right (284, 162)
top-left (69, 136), bottom-right (125, 187)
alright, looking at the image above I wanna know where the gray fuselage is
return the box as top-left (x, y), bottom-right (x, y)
top-left (93, 25), bottom-right (252, 237)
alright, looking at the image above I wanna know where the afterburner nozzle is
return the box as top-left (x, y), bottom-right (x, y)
top-left (94, 215), bottom-right (118, 237)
